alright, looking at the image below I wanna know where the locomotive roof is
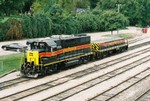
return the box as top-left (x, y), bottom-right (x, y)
top-left (40, 39), bottom-right (57, 47)
top-left (50, 34), bottom-right (89, 40)
top-left (92, 36), bottom-right (124, 43)
top-left (40, 34), bottom-right (89, 47)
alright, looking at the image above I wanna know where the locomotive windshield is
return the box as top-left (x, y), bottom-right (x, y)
top-left (30, 42), bottom-right (55, 52)
top-left (30, 42), bottom-right (46, 51)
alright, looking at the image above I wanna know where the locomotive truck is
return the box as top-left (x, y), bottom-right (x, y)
top-left (21, 35), bottom-right (128, 78)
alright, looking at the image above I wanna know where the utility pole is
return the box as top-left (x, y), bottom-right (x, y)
top-left (116, 4), bottom-right (121, 13)
top-left (116, 4), bottom-right (121, 34)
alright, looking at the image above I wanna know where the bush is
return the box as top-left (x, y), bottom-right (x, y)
top-left (77, 12), bottom-right (99, 33)
top-left (6, 19), bottom-right (23, 40)
top-left (22, 14), bottom-right (52, 38)
top-left (0, 10), bottom-right (129, 41)
top-left (0, 18), bottom-right (23, 41)
top-left (62, 15), bottom-right (80, 34)
top-left (22, 16), bottom-right (32, 38)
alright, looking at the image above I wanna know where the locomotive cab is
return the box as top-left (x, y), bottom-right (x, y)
top-left (21, 40), bottom-right (57, 78)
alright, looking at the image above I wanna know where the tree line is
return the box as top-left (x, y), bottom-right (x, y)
top-left (0, 0), bottom-right (150, 41)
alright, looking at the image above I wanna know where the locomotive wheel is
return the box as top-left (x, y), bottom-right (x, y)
top-left (82, 56), bottom-right (89, 64)
top-left (103, 51), bottom-right (108, 57)
top-left (78, 58), bottom-right (83, 65)
top-left (52, 64), bottom-right (58, 73)
top-left (42, 67), bottom-right (48, 75)
top-left (108, 50), bottom-right (113, 56)
top-left (96, 52), bottom-right (103, 59)
top-left (122, 47), bottom-right (128, 52)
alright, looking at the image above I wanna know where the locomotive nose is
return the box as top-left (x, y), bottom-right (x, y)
top-left (27, 51), bottom-right (39, 65)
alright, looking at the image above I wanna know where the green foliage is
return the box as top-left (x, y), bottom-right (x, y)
top-left (77, 12), bottom-right (98, 33)
top-left (96, 0), bottom-right (150, 26)
top-left (138, 0), bottom-right (150, 26)
top-left (0, 17), bottom-right (23, 41)
top-left (32, 0), bottom-right (58, 14)
top-left (0, 24), bottom-right (5, 41)
top-left (4, 0), bottom-right (150, 41)
top-left (58, 0), bottom-right (77, 14)
top-left (0, 18), bottom-right (11, 41)
top-left (22, 0), bottom-right (35, 13)
top-left (22, 14), bottom-right (52, 38)
top-left (100, 10), bottom-right (129, 31)
top-left (89, 0), bottom-right (99, 9)
top-left (22, 16), bottom-right (32, 38)
top-left (6, 19), bottom-right (23, 40)
top-left (0, 14), bottom-right (52, 41)
top-left (62, 15), bottom-right (79, 34)
top-left (76, 0), bottom-right (90, 9)
top-left (0, 0), bottom-right (27, 16)
top-left (121, 0), bottom-right (141, 26)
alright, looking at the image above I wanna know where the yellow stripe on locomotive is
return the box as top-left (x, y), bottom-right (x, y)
top-left (27, 51), bottom-right (39, 65)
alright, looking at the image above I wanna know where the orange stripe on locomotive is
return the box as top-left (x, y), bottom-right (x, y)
top-left (39, 44), bottom-right (91, 57)
top-left (99, 39), bottom-right (125, 46)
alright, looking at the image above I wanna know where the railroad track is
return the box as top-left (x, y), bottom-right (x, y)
top-left (1, 45), bottom-right (150, 101)
top-left (43, 56), bottom-right (150, 101)
top-left (0, 39), bottom-right (150, 92)
top-left (129, 40), bottom-right (150, 50)
top-left (128, 37), bottom-right (146, 44)
top-left (136, 89), bottom-right (150, 101)
top-left (0, 77), bottom-right (32, 91)
top-left (90, 69), bottom-right (150, 101)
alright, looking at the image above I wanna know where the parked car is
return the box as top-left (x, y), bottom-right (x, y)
top-left (1, 43), bottom-right (28, 52)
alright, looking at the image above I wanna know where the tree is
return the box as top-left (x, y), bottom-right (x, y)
top-left (96, 0), bottom-right (150, 26)
top-left (138, 0), bottom-right (150, 26)
top-left (76, 0), bottom-right (90, 9)
top-left (22, 0), bottom-right (35, 14)
top-left (89, 0), bottom-right (99, 9)
top-left (77, 12), bottom-right (99, 33)
top-left (58, 0), bottom-right (77, 14)
top-left (0, 0), bottom-right (27, 16)
top-left (32, 0), bottom-right (58, 14)
top-left (100, 10), bottom-right (129, 34)
top-left (121, 0), bottom-right (141, 26)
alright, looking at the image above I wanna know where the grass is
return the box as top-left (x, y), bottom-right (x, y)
top-left (0, 53), bottom-right (23, 76)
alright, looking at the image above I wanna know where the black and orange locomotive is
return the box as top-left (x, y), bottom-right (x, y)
top-left (21, 35), bottom-right (128, 78)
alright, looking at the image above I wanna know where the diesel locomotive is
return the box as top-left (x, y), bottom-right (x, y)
top-left (20, 35), bottom-right (128, 78)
